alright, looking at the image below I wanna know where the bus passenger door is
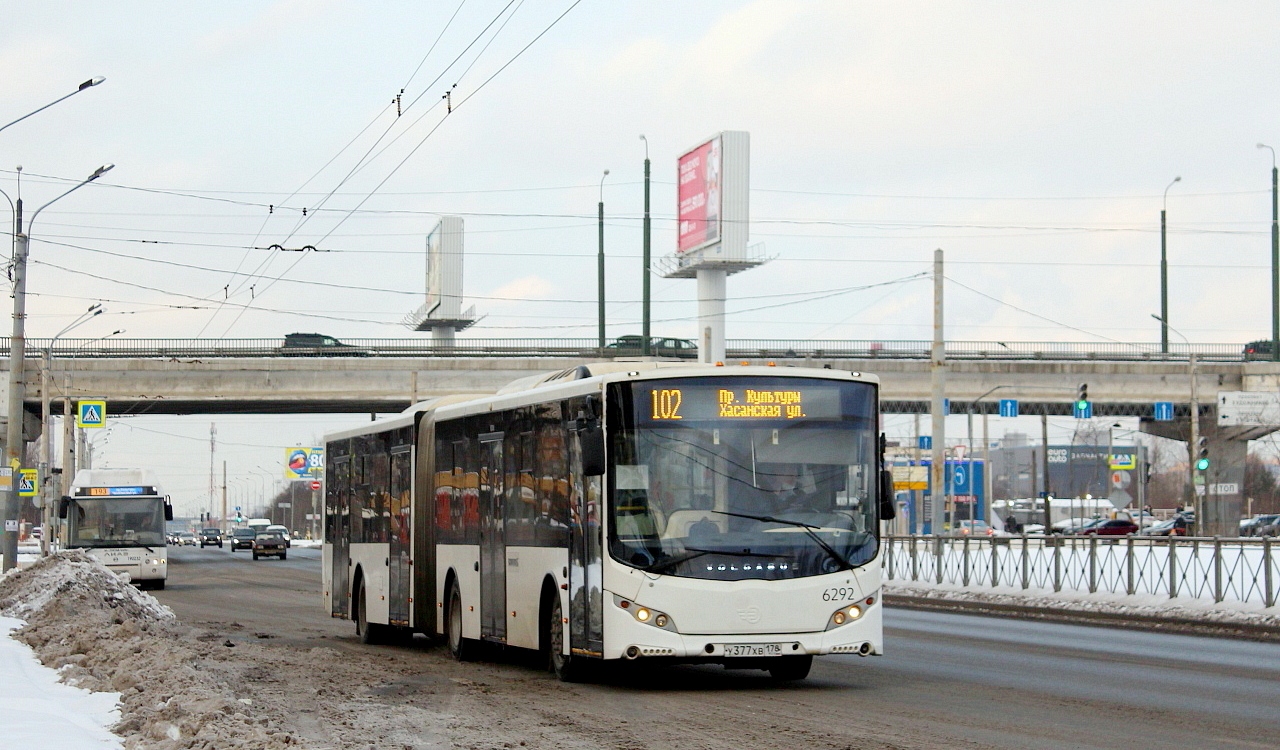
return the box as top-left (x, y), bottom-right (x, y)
top-left (479, 435), bottom-right (506, 641)
top-left (569, 432), bottom-right (604, 657)
top-left (330, 456), bottom-right (351, 618)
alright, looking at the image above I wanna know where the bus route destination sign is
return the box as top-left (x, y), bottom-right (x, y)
top-left (75, 486), bottom-right (155, 497)
top-left (640, 384), bottom-right (842, 423)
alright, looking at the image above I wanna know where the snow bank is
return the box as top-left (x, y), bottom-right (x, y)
top-left (0, 551), bottom-right (300, 749)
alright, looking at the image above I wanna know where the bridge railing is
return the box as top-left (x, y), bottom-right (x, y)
top-left (0, 338), bottom-right (1253, 361)
top-left (883, 534), bottom-right (1278, 608)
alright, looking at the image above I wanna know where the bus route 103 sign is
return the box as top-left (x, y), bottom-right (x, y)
top-left (638, 383), bottom-right (843, 424)
top-left (284, 447), bottom-right (324, 480)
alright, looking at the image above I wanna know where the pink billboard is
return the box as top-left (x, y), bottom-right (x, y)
top-left (677, 135), bottom-right (722, 254)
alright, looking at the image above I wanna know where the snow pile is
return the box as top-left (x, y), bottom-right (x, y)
top-left (0, 551), bottom-right (300, 749)
top-left (885, 579), bottom-right (1280, 629)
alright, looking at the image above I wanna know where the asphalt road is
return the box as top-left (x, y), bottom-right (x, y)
top-left (157, 545), bottom-right (1280, 749)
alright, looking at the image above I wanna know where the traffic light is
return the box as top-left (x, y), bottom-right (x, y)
top-left (1195, 437), bottom-right (1209, 471)
top-left (1076, 383), bottom-right (1088, 410)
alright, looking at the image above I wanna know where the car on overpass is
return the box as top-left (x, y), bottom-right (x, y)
top-left (1244, 340), bottom-right (1275, 359)
top-left (279, 332), bottom-right (368, 357)
top-left (602, 335), bottom-right (698, 358)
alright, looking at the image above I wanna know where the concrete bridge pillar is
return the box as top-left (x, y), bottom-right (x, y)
top-left (1140, 412), bottom-right (1273, 537)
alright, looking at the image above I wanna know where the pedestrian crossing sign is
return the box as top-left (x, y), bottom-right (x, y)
top-left (18, 468), bottom-right (37, 497)
top-left (77, 400), bottom-right (107, 429)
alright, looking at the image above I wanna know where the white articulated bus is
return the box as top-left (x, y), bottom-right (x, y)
top-left (58, 469), bottom-right (173, 590)
top-left (323, 363), bottom-right (893, 681)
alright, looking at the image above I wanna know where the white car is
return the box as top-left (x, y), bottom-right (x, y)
top-left (265, 524), bottom-right (291, 548)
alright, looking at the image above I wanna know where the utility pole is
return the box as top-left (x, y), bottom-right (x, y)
top-left (209, 423), bottom-right (217, 522)
top-left (1159, 176), bottom-right (1181, 354)
top-left (1189, 353), bottom-right (1201, 531)
top-left (641, 136), bottom-right (652, 356)
top-left (1041, 411), bottom-right (1051, 528)
top-left (597, 170), bottom-right (609, 351)
top-left (929, 249), bottom-right (947, 535)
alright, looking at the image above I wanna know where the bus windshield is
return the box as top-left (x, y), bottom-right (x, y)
top-left (607, 376), bottom-right (880, 581)
top-left (68, 497), bottom-right (167, 548)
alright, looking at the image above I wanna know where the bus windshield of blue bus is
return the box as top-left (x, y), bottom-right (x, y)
top-left (609, 376), bottom-right (879, 581)
top-left (69, 497), bottom-right (167, 548)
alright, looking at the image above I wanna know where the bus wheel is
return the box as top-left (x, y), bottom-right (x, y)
top-left (356, 579), bottom-right (384, 645)
top-left (446, 581), bottom-right (474, 661)
top-left (767, 655), bottom-right (812, 682)
top-left (151, 580), bottom-right (165, 591)
top-left (547, 594), bottom-right (582, 682)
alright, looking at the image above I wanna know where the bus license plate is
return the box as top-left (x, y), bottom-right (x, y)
top-left (722, 643), bottom-right (783, 657)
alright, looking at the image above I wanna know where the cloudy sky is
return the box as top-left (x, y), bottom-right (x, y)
top-left (4, 2), bottom-right (1279, 513)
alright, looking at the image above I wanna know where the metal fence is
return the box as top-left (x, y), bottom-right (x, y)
top-left (0, 338), bottom-right (1253, 362)
top-left (883, 535), bottom-right (1278, 608)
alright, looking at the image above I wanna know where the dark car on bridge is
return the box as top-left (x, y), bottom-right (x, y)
top-left (279, 332), bottom-right (368, 357)
top-left (1244, 340), bottom-right (1275, 360)
top-left (230, 527), bottom-right (256, 551)
top-left (199, 528), bottom-right (223, 548)
top-left (603, 335), bottom-right (698, 358)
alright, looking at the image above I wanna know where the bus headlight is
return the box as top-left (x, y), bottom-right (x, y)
top-left (147, 558), bottom-right (165, 566)
top-left (827, 604), bottom-right (863, 630)
top-left (613, 595), bottom-right (677, 631)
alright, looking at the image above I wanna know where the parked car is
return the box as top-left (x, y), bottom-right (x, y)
top-left (1055, 517), bottom-right (1103, 534)
top-left (166, 532), bottom-right (179, 545)
top-left (602, 335), bottom-right (698, 358)
top-left (265, 524), bottom-right (291, 548)
top-left (199, 528), bottom-right (223, 548)
top-left (1258, 518), bottom-right (1280, 538)
top-left (1241, 514), bottom-right (1280, 537)
top-left (279, 332), bottom-right (367, 357)
top-left (252, 532), bottom-right (288, 560)
top-left (230, 528), bottom-right (257, 551)
top-left (1140, 517), bottom-right (1189, 537)
top-left (949, 520), bottom-right (999, 537)
top-left (1079, 519), bottom-right (1139, 536)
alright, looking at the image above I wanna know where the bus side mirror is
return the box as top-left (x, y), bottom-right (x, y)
top-left (580, 421), bottom-right (605, 477)
top-left (164, 503), bottom-right (174, 522)
top-left (878, 469), bottom-right (896, 520)
top-left (58, 496), bottom-right (71, 519)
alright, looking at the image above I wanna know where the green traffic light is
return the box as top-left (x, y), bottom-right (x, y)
top-left (1076, 400), bottom-right (1088, 410)
top-left (1195, 457), bottom-right (1210, 471)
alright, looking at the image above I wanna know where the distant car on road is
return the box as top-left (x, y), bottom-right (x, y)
top-left (1140, 517), bottom-right (1188, 537)
top-left (1078, 519), bottom-right (1139, 536)
top-left (199, 528), bottom-right (223, 548)
top-left (948, 520), bottom-right (999, 537)
top-left (603, 335), bottom-right (698, 359)
top-left (1244, 340), bottom-right (1275, 360)
top-left (176, 531), bottom-right (197, 546)
top-left (252, 532), bottom-right (288, 560)
top-left (230, 528), bottom-right (256, 551)
top-left (1241, 514), bottom-right (1280, 537)
top-left (279, 332), bottom-right (367, 357)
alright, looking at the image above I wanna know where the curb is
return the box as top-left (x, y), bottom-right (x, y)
top-left (884, 593), bottom-right (1280, 643)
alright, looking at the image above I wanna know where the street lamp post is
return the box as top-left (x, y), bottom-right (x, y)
top-left (640, 135), bottom-right (652, 356)
top-left (597, 169), bottom-right (609, 351)
top-left (3, 164), bottom-right (114, 572)
top-left (1153, 314), bottom-right (1200, 528)
top-left (0, 78), bottom-right (105, 136)
top-left (38, 305), bottom-right (105, 555)
top-left (1258, 144), bottom-right (1278, 361)
top-left (1160, 176), bottom-right (1181, 354)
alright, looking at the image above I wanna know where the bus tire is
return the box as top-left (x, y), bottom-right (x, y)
top-left (446, 580), bottom-right (475, 661)
top-left (547, 593), bottom-right (583, 682)
top-left (767, 655), bottom-right (812, 682)
top-left (356, 578), bottom-right (386, 645)
top-left (151, 580), bottom-right (165, 591)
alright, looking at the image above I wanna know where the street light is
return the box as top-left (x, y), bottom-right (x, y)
top-left (640, 135), bottom-right (652, 356)
top-left (2, 163), bottom-right (114, 572)
top-left (597, 169), bottom-right (609, 351)
top-left (1160, 176), bottom-right (1182, 354)
top-left (1258, 144), bottom-right (1278, 362)
top-left (0, 77), bottom-right (105, 136)
top-left (38, 304), bottom-right (105, 555)
top-left (1152, 313), bottom-right (1201, 529)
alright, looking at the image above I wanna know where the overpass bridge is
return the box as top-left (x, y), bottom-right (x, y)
top-left (3, 337), bottom-right (1276, 536)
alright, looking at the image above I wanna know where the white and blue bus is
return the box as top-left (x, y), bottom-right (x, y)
top-left (58, 469), bottom-right (173, 589)
top-left (323, 363), bottom-right (892, 681)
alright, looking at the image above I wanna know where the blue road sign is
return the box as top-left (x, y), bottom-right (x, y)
top-left (943, 398), bottom-right (950, 414)
top-left (953, 465), bottom-right (967, 489)
top-left (918, 436), bottom-right (932, 450)
top-left (235, 506), bottom-right (241, 512)
top-left (1154, 401), bottom-right (1174, 421)
top-left (999, 399), bottom-right (1019, 418)
top-left (1073, 401), bottom-right (1093, 419)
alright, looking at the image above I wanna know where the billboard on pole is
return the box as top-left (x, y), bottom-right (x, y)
top-left (284, 447), bottom-right (324, 480)
top-left (677, 135), bottom-right (722, 254)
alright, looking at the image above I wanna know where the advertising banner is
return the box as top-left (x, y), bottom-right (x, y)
top-left (677, 135), bottom-right (722, 254)
top-left (284, 447), bottom-right (324, 480)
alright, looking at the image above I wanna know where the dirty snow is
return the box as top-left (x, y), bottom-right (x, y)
top-left (0, 551), bottom-right (300, 749)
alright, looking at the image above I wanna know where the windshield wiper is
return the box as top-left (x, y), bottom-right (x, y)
top-left (709, 510), bottom-right (855, 572)
top-left (643, 547), bottom-right (774, 575)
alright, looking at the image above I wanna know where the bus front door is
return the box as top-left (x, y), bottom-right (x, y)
top-left (569, 433), bottom-right (604, 657)
top-left (479, 436), bottom-right (506, 641)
